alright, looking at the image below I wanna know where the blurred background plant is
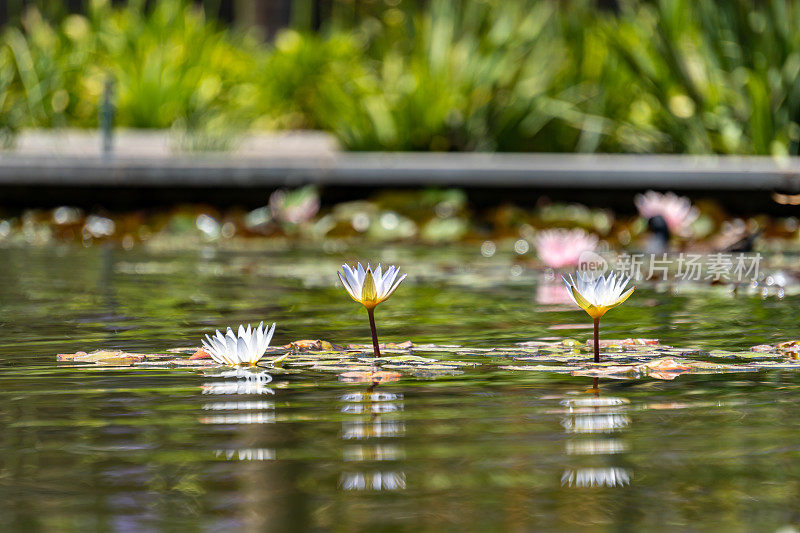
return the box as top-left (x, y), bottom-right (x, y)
top-left (317, 0), bottom-right (572, 151)
top-left (1, 0), bottom-right (260, 144)
top-left (1, 0), bottom-right (800, 155)
top-left (604, 0), bottom-right (800, 155)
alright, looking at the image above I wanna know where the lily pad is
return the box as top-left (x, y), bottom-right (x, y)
top-left (499, 365), bottom-right (574, 373)
top-left (190, 348), bottom-right (212, 360)
top-left (347, 341), bottom-right (414, 350)
top-left (339, 371), bottom-right (402, 383)
top-left (55, 337), bottom-right (800, 381)
top-left (587, 338), bottom-right (660, 348)
top-left (57, 350), bottom-right (150, 366)
top-left (284, 339), bottom-right (344, 352)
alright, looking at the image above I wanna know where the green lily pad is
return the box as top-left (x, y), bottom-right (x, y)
top-left (56, 336), bottom-right (800, 381)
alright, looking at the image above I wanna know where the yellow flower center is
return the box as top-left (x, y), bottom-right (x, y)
top-left (361, 270), bottom-right (379, 308)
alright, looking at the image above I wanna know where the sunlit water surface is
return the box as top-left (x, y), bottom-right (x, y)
top-left (2, 245), bottom-right (800, 531)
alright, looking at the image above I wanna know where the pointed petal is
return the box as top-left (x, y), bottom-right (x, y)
top-left (236, 336), bottom-right (249, 364)
top-left (372, 264), bottom-right (383, 294)
top-left (225, 331), bottom-right (239, 364)
top-left (562, 277), bottom-right (578, 306)
top-left (356, 263), bottom-right (366, 285)
top-left (361, 269), bottom-right (377, 303)
top-left (264, 323), bottom-right (276, 347)
top-left (608, 286), bottom-right (635, 309)
top-left (343, 267), bottom-right (360, 292)
top-left (338, 272), bottom-right (361, 302)
top-left (380, 266), bottom-right (398, 298)
top-left (569, 286), bottom-right (595, 314)
top-left (381, 272), bottom-right (406, 301)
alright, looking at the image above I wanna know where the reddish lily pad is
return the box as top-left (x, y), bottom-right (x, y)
top-left (339, 371), bottom-right (402, 383)
top-left (750, 344), bottom-right (775, 353)
top-left (190, 348), bottom-right (212, 360)
top-left (570, 357), bottom-right (753, 380)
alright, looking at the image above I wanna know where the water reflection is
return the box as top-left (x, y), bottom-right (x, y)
top-left (200, 368), bottom-right (277, 458)
top-left (340, 471), bottom-right (406, 491)
top-left (339, 385), bottom-right (406, 491)
top-left (201, 369), bottom-right (275, 396)
top-left (535, 278), bottom-right (574, 306)
top-left (214, 448), bottom-right (276, 461)
top-left (561, 380), bottom-right (632, 488)
top-left (561, 467), bottom-right (631, 488)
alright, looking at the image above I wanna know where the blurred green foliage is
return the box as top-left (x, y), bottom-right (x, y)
top-left (1, 0), bottom-right (262, 143)
top-left (2, 0), bottom-right (800, 154)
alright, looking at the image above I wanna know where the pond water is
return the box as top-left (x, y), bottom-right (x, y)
top-left (2, 244), bottom-right (800, 531)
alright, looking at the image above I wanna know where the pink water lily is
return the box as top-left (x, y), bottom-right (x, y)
top-left (533, 229), bottom-right (599, 269)
top-left (635, 190), bottom-right (698, 236)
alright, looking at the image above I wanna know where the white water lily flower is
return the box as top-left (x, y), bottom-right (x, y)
top-left (202, 322), bottom-right (276, 367)
top-left (562, 272), bottom-right (635, 319)
top-left (338, 262), bottom-right (406, 309)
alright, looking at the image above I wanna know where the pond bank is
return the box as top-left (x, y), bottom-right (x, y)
top-left (1, 130), bottom-right (798, 212)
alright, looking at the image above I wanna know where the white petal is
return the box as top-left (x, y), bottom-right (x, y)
top-left (380, 266), bottom-right (398, 298)
top-left (343, 265), bottom-right (360, 291)
top-left (382, 272), bottom-right (406, 300)
top-left (356, 263), bottom-right (367, 286)
top-left (338, 271), bottom-right (361, 301)
top-left (373, 264), bottom-right (384, 294)
top-left (264, 323), bottom-right (276, 349)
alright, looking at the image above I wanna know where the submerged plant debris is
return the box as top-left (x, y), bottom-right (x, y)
top-left (55, 338), bottom-right (800, 381)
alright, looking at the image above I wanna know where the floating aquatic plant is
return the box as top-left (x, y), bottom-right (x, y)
top-left (59, 337), bottom-right (793, 381)
top-left (634, 190), bottom-right (698, 237)
top-left (201, 322), bottom-right (276, 367)
top-left (269, 185), bottom-right (320, 226)
top-left (533, 228), bottom-right (598, 269)
top-left (338, 263), bottom-right (406, 357)
top-left (563, 272), bottom-right (635, 363)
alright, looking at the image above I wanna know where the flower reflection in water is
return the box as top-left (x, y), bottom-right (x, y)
top-left (339, 387), bottom-right (406, 491)
top-left (561, 467), bottom-right (631, 488)
top-left (566, 440), bottom-right (627, 456)
top-left (342, 444), bottom-right (404, 462)
top-left (560, 397), bottom-right (630, 433)
top-left (340, 471), bottom-right (407, 491)
top-left (201, 369), bottom-right (275, 396)
top-left (561, 381), bottom-right (632, 489)
top-left (214, 448), bottom-right (276, 461)
top-left (200, 368), bottom-right (277, 459)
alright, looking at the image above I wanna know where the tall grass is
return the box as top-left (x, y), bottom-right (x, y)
top-left (1, 0), bottom-right (261, 139)
top-left (605, 0), bottom-right (800, 155)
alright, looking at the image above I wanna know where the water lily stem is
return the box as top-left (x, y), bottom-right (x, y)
top-left (593, 317), bottom-right (600, 364)
top-left (367, 307), bottom-right (381, 358)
